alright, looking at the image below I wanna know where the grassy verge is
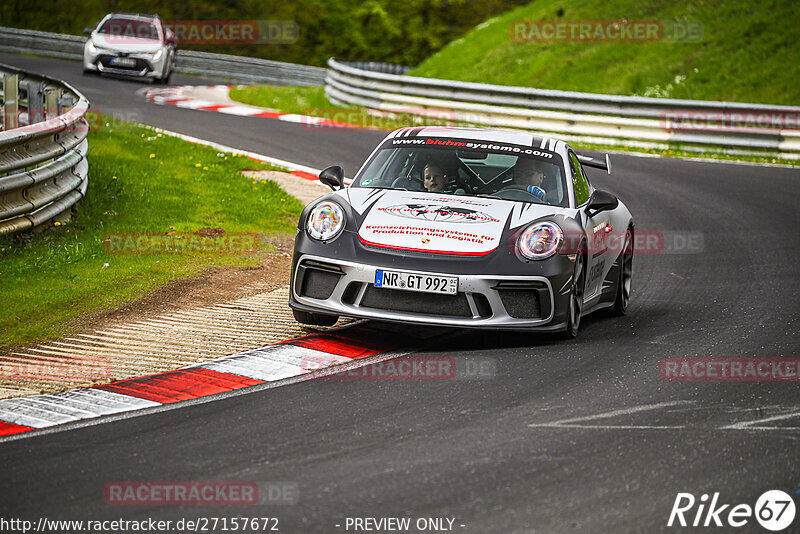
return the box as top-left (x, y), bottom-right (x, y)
top-left (229, 85), bottom-right (335, 115)
top-left (410, 0), bottom-right (799, 106)
top-left (0, 121), bottom-right (303, 350)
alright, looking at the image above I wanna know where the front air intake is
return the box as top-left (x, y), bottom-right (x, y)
top-left (361, 286), bottom-right (472, 317)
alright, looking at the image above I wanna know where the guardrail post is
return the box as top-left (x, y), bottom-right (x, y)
top-left (23, 81), bottom-right (44, 125)
top-left (44, 87), bottom-right (60, 119)
top-left (2, 73), bottom-right (19, 130)
top-left (56, 96), bottom-right (74, 116)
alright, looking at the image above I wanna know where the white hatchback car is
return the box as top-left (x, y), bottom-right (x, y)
top-left (83, 13), bottom-right (176, 84)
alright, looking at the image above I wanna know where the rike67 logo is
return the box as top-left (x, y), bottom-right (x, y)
top-left (668, 490), bottom-right (796, 531)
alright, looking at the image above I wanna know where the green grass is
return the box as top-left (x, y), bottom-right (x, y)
top-left (410, 0), bottom-right (800, 105)
top-left (229, 85), bottom-right (334, 115)
top-left (0, 121), bottom-right (303, 350)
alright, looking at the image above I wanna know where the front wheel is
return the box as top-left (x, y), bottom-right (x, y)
top-left (293, 309), bottom-right (339, 327)
top-left (156, 56), bottom-right (173, 85)
top-left (561, 252), bottom-right (585, 339)
top-left (156, 70), bottom-right (171, 85)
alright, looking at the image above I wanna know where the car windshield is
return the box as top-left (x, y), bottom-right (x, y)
top-left (353, 137), bottom-right (568, 207)
top-left (98, 18), bottom-right (161, 41)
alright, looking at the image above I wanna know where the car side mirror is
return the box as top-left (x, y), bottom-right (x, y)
top-left (319, 165), bottom-right (345, 190)
top-left (165, 29), bottom-right (176, 45)
top-left (83, 27), bottom-right (93, 36)
top-left (585, 189), bottom-right (618, 217)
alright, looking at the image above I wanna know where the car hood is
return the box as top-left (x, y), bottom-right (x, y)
top-left (347, 189), bottom-right (569, 256)
top-left (91, 34), bottom-right (163, 53)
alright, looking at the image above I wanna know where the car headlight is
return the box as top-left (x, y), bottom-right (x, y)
top-left (152, 49), bottom-right (163, 61)
top-left (306, 201), bottom-right (345, 241)
top-left (517, 221), bottom-right (563, 260)
top-left (87, 41), bottom-right (97, 54)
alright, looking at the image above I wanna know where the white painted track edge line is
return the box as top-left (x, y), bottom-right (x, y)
top-left (142, 125), bottom-right (323, 176)
top-left (526, 400), bottom-right (694, 427)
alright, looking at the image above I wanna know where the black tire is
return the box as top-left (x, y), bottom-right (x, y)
top-left (608, 228), bottom-right (633, 316)
top-left (293, 309), bottom-right (339, 327)
top-left (561, 251), bottom-right (585, 339)
top-left (155, 58), bottom-right (172, 85)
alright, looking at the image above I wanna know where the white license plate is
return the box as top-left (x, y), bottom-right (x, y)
top-left (110, 57), bottom-right (136, 67)
top-left (374, 269), bottom-right (458, 295)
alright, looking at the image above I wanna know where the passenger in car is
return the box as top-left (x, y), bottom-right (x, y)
top-left (514, 158), bottom-right (548, 201)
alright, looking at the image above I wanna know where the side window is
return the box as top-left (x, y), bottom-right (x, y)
top-left (569, 151), bottom-right (591, 206)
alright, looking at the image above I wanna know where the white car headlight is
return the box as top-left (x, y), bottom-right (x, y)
top-left (517, 221), bottom-right (563, 260)
top-left (152, 49), bottom-right (163, 61)
top-left (306, 201), bottom-right (345, 241)
top-left (87, 41), bottom-right (97, 54)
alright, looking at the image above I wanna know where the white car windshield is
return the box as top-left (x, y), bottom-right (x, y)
top-left (98, 18), bottom-right (161, 42)
top-left (353, 137), bottom-right (568, 207)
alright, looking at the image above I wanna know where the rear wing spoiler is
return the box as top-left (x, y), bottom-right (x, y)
top-left (577, 153), bottom-right (612, 174)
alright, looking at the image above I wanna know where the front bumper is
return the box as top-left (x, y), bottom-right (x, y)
top-left (290, 254), bottom-right (571, 331)
top-left (84, 50), bottom-right (167, 78)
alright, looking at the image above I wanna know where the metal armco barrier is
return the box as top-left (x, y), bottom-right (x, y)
top-left (176, 49), bottom-right (325, 85)
top-left (0, 26), bottom-right (326, 86)
top-left (0, 62), bottom-right (90, 236)
top-left (326, 59), bottom-right (800, 155)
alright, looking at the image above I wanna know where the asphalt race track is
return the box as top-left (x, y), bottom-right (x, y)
top-left (1, 53), bottom-right (799, 533)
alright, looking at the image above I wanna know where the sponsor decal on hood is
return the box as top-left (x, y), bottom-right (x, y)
top-left (357, 192), bottom-right (513, 256)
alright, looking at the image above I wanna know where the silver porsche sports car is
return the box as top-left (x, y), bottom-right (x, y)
top-left (289, 127), bottom-right (634, 338)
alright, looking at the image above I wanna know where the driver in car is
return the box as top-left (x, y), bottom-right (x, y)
top-left (423, 163), bottom-right (448, 193)
top-left (514, 158), bottom-right (547, 201)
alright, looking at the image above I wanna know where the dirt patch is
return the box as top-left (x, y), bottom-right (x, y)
top-left (73, 233), bottom-right (296, 336)
top-left (194, 226), bottom-right (228, 237)
top-left (1, 234), bottom-right (296, 361)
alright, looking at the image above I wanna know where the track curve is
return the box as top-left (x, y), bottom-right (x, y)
top-left (1, 53), bottom-right (799, 533)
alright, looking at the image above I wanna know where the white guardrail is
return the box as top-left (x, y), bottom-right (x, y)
top-left (0, 26), bottom-right (326, 86)
top-left (326, 59), bottom-right (800, 156)
top-left (0, 63), bottom-right (90, 235)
